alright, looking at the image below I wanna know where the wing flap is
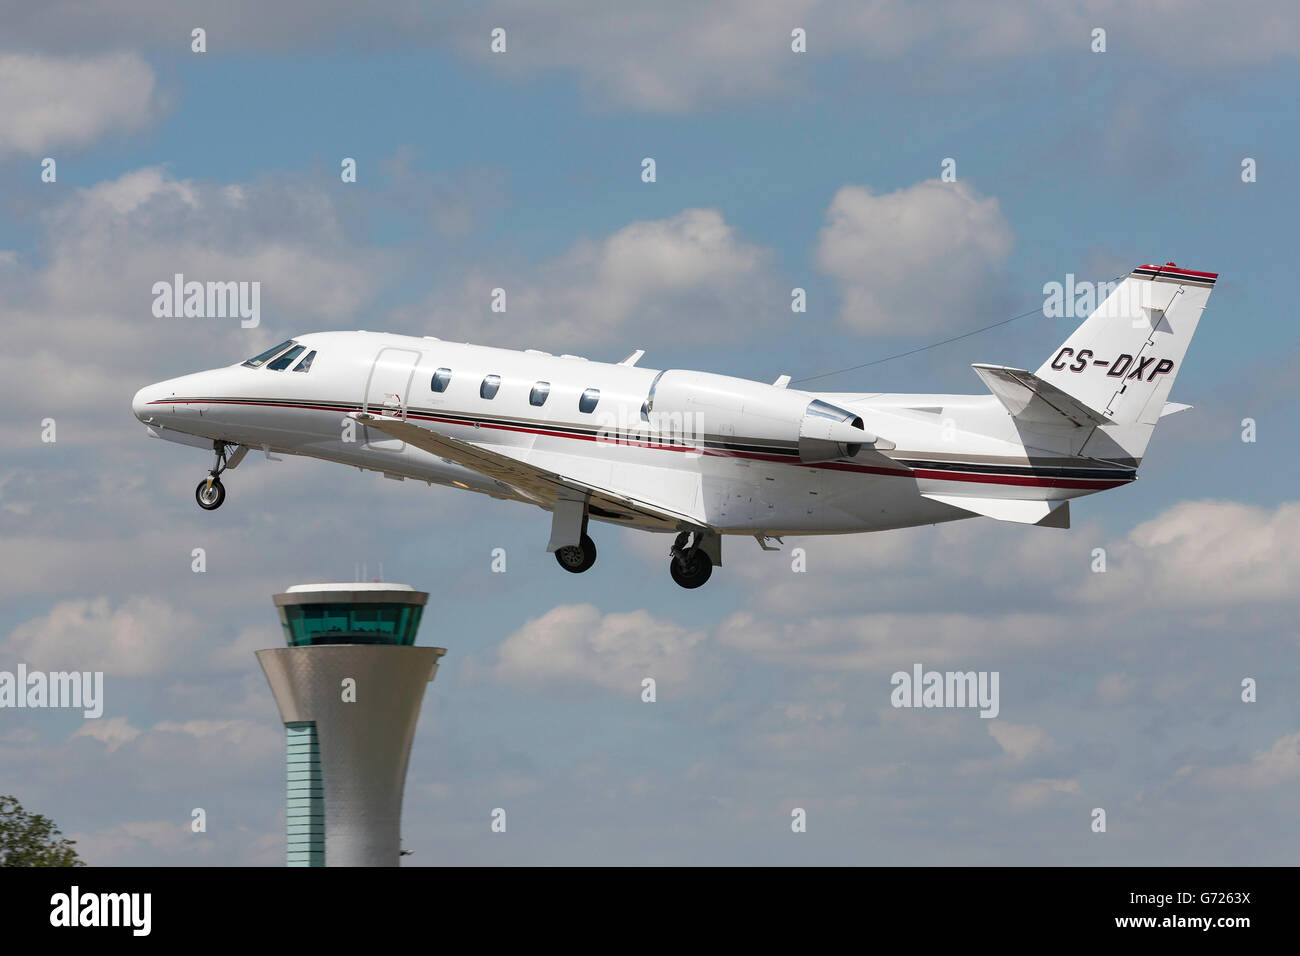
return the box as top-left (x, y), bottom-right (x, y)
top-left (353, 412), bottom-right (707, 532)
top-left (923, 493), bottom-right (1071, 528)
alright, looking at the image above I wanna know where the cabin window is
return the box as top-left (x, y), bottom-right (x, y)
top-left (578, 387), bottom-right (600, 414)
top-left (267, 345), bottom-right (306, 371)
top-left (480, 374), bottom-right (502, 399)
top-left (242, 340), bottom-right (294, 368)
top-left (530, 382), bottom-right (550, 407)
top-left (291, 350), bottom-right (316, 373)
top-left (431, 368), bottom-right (452, 393)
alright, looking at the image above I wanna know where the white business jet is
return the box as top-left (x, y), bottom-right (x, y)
top-left (132, 262), bottom-right (1214, 589)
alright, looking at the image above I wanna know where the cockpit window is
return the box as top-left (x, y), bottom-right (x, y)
top-left (242, 340), bottom-right (295, 368)
top-left (267, 345), bottom-right (306, 371)
top-left (291, 350), bottom-right (316, 373)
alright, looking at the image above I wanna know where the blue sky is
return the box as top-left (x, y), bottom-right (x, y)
top-left (1, 2), bottom-right (1298, 865)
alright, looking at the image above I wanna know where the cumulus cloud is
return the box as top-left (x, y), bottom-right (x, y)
top-left (65, 819), bottom-right (207, 865)
top-left (37, 166), bottom-right (383, 324)
top-left (397, 208), bottom-right (776, 350)
top-left (2, 3), bottom-right (1296, 114)
top-left (816, 179), bottom-right (1014, 336)
top-left (1190, 732), bottom-right (1300, 790)
top-left (717, 609), bottom-right (1056, 672)
top-left (0, 52), bottom-right (162, 156)
top-left (1077, 500), bottom-right (1300, 608)
top-left (488, 603), bottom-right (712, 694)
top-left (72, 715), bottom-right (141, 752)
top-left (457, 1), bottom-right (1300, 111)
top-left (1007, 777), bottom-right (1080, 809)
top-left (988, 721), bottom-right (1051, 763)
top-left (0, 165), bottom-right (392, 447)
top-left (3, 595), bottom-right (201, 676)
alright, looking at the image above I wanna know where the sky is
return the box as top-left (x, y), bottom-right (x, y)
top-left (1, 1), bottom-right (1298, 865)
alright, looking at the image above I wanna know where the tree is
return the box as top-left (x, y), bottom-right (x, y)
top-left (0, 795), bottom-right (84, 866)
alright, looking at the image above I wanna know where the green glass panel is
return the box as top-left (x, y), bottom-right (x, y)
top-left (278, 602), bottom-right (425, 646)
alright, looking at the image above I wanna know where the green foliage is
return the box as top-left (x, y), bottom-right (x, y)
top-left (0, 795), bottom-right (84, 867)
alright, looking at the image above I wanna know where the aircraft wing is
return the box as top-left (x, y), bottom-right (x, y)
top-left (352, 412), bottom-right (709, 533)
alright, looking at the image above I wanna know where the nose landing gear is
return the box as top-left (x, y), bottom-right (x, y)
top-left (195, 476), bottom-right (225, 510)
top-left (195, 441), bottom-right (233, 511)
top-left (669, 531), bottom-right (713, 589)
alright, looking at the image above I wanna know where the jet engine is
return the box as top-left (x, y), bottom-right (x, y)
top-left (798, 399), bottom-right (890, 462)
top-left (640, 371), bottom-right (892, 464)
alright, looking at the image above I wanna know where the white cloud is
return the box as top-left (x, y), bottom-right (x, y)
top-left (3, 595), bottom-right (201, 676)
top-left (1008, 777), bottom-right (1080, 809)
top-left (816, 179), bottom-right (1014, 336)
top-left (1097, 672), bottom-right (1139, 705)
top-left (988, 721), bottom-right (1051, 763)
top-left (489, 603), bottom-right (711, 693)
top-left (1074, 500), bottom-right (1300, 608)
top-left (717, 609), bottom-right (1055, 673)
top-left (72, 715), bottom-right (141, 752)
top-left (454, 2), bottom-right (1300, 111)
top-left (2, 4), bottom-right (1295, 115)
top-left (1193, 732), bottom-right (1300, 790)
top-left (400, 208), bottom-right (776, 350)
top-left (0, 165), bottom-right (391, 446)
top-left (0, 52), bottom-right (161, 156)
top-left (66, 819), bottom-right (207, 865)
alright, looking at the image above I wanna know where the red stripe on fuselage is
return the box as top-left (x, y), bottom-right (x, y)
top-left (146, 399), bottom-right (1134, 491)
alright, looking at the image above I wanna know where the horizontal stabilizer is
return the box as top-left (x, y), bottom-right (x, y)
top-left (972, 364), bottom-right (1110, 428)
top-left (923, 493), bottom-right (1071, 528)
top-left (1160, 402), bottom-right (1193, 418)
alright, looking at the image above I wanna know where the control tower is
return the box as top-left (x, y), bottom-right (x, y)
top-left (257, 583), bottom-right (445, 867)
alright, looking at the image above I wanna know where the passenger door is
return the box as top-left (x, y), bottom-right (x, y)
top-left (362, 347), bottom-right (422, 451)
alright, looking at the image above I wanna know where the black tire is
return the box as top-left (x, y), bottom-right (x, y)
top-left (554, 534), bottom-right (597, 573)
top-left (670, 548), bottom-right (713, 589)
top-left (195, 477), bottom-right (226, 511)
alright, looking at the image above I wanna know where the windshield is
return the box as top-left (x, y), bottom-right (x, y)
top-left (242, 340), bottom-right (295, 368)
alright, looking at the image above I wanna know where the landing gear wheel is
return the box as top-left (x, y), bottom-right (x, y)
top-left (555, 534), bottom-right (597, 573)
top-left (195, 477), bottom-right (225, 511)
top-left (670, 547), bottom-right (713, 589)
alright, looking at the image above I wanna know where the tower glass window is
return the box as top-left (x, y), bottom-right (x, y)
top-left (276, 602), bottom-right (425, 646)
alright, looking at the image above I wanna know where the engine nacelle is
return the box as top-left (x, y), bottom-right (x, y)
top-left (798, 399), bottom-right (881, 462)
top-left (641, 372), bottom-right (893, 462)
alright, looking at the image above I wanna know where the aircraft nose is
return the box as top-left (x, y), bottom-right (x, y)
top-left (132, 382), bottom-right (163, 423)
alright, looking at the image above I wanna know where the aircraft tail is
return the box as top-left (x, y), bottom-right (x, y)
top-left (1031, 262), bottom-right (1216, 460)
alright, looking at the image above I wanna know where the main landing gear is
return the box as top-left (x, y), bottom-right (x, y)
top-left (195, 441), bottom-right (232, 511)
top-left (669, 531), bottom-right (713, 589)
top-left (554, 534), bottom-right (598, 574)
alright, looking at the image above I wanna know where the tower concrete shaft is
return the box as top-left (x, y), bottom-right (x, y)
top-left (258, 583), bottom-right (444, 867)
